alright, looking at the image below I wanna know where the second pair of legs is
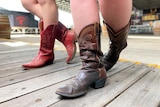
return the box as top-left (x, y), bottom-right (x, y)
top-left (21, 0), bottom-right (77, 69)
top-left (55, 0), bottom-right (132, 98)
top-left (56, 21), bottom-right (130, 98)
top-left (22, 21), bottom-right (77, 68)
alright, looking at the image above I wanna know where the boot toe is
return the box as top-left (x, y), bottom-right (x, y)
top-left (22, 62), bottom-right (40, 69)
top-left (22, 59), bottom-right (53, 69)
top-left (56, 85), bottom-right (73, 97)
top-left (56, 85), bottom-right (87, 98)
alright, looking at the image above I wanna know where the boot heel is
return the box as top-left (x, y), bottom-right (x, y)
top-left (45, 60), bottom-right (53, 65)
top-left (90, 78), bottom-right (106, 89)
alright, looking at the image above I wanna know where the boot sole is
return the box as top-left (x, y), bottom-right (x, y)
top-left (55, 90), bottom-right (87, 98)
top-left (22, 60), bottom-right (53, 69)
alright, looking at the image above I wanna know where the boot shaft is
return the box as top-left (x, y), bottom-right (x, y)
top-left (102, 21), bottom-right (131, 71)
top-left (56, 22), bottom-right (68, 42)
top-left (78, 23), bottom-right (103, 55)
top-left (105, 21), bottom-right (130, 52)
top-left (78, 23), bottom-right (104, 69)
top-left (38, 20), bottom-right (68, 42)
top-left (40, 24), bottom-right (57, 53)
top-left (106, 22), bottom-right (130, 42)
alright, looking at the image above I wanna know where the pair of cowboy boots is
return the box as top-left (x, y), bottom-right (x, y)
top-left (22, 21), bottom-right (77, 68)
top-left (56, 21), bottom-right (130, 98)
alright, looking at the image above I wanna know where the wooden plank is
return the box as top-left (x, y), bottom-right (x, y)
top-left (0, 60), bottom-right (131, 88)
top-left (0, 56), bottom-right (81, 87)
top-left (0, 54), bottom-right (35, 65)
top-left (0, 49), bottom-right (69, 65)
top-left (0, 61), bottom-right (31, 77)
top-left (107, 61), bottom-right (135, 76)
top-left (0, 53), bottom-right (79, 78)
top-left (0, 61), bottom-right (134, 107)
top-left (0, 77), bottom-right (71, 107)
top-left (0, 54), bottom-right (79, 74)
top-left (0, 48), bottom-right (37, 57)
top-left (0, 43), bottom-right (38, 53)
top-left (0, 62), bottom-right (81, 103)
top-left (0, 48), bottom-right (37, 65)
top-left (0, 47), bottom-right (37, 58)
top-left (0, 48), bottom-right (68, 60)
top-left (0, 48), bottom-right (72, 67)
top-left (49, 64), bottom-right (152, 107)
top-left (106, 68), bottom-right (160, 107)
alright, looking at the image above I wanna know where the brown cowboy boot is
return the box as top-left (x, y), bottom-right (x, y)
top-left (22, 24), bottom-right (57, 68)
top-left (102, 21), bottom-right (130, 71)
top-left (56, 23), bottom-right (107, 98)
top-left (38, 20), bottom-right (76, 63)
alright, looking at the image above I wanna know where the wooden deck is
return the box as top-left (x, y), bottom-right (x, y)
top-left (0, 38), bottom-right (160, 107)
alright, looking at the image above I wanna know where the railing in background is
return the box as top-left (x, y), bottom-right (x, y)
top-left (129, 25), bottom-right (153, 34)
top-left (11, 27), bottom-right (39, 34)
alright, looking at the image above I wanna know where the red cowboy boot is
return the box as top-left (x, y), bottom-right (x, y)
top-left (102, 21), bottom-right (130, 71)
top-left (22, 24), bottom-right (57, 68)
top-left (56, 23), bottom-right (107, 98)
top-left (56, 22), bottom-right (77, 63)
top-left (38, 20), bottom-right (76, 63)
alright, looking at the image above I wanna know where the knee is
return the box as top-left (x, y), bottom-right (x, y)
top-left (21, 0), bottom-right (30, 9)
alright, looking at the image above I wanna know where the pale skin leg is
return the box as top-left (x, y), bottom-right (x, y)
top-left (37, 0), bottom-right (58, 28)
top-left (21, 0), bottom-right (42, 18)
top-left (98, 0), bottom-right (132, 32)
top-left (21, 0), bottom-right (58, 29)
top-left (55, 0), bottom-right (132, 98)
top-left (21, 0), bottom-right (132, 33)
top-left (21, 0), bottom-right (77, 65)
top-left (70, 0), bottom-right (132, 34)
top-left (70, 0), bottom-right (100, 35)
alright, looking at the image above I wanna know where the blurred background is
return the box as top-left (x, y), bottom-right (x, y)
top-left (0, 0), bottom-right (160, 38)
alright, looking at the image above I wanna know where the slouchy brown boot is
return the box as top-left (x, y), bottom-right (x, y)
top-left (39, 20), bottom-right (76, 63)
top-left (56, 23), bottom-right (107, 98)
top-left (102, 21), bottom-right (130, 71)
top-left (22, 24), bottom-right (57, 68)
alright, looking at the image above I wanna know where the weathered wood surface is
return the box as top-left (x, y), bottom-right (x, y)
top-left (0, 43), bottom-right (160, 107)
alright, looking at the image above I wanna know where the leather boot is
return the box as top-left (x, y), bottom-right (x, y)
top-left (102, 21), bottom-right (130, 71)
top-left (56, 23), bottom-right (107, 98)
top-left (38, 20), bottom-right (76, 63)
top-left (56, 22), bottom-right (77, 63)
top-left (22, 24), bottom-right (57, 68)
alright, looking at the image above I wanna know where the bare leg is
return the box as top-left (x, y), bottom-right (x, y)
top-left (22, 0), bottom-right (58, 68)
top-left (99, 0), bottom-right (132, 71)
top-left (70, 0), bottom-right (100, 35)
top-left (21, 0), bottom-right (42, 18)
top-left (21, 0), bottom-right (76, 68)
top-left (55, 0), bottom-right (107, 98)
top-left (98, 0), bottom-right (132, 32)
top-left (37, 0), bottom-right (58, 28)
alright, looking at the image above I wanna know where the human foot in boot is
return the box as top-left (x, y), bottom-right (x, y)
top-left (56, 22), bottom-right (77, 64)
top-left (22, 24), bottom-right (57, 68)
top-left (102, 22), bottom-right (130, 71)
top-left (56, 23), bottom-right (107, 98)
